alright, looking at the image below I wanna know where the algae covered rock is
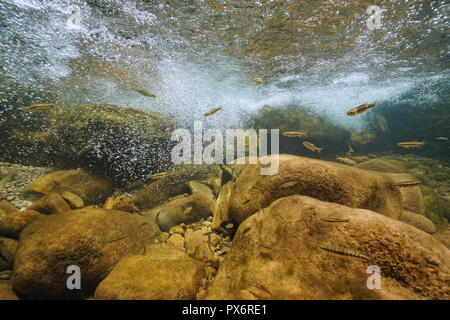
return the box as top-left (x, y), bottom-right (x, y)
top-left (421, 186), bottom-right (450, 226)
top-left (94, 244), bottom-right (205, 300)
top-left (207, 195), bottom-right (450, 300)
top-left (229, 154), bottom-right (404, 224)
top-left (211, 181), bottom-right (235, 234)
top-left (0, 236), bottom-right (18, 267)
top-left (0, 210), bottom-right (43, 239)
top-left (247, 105), bottom-right (351, 156)
top-left (356, 159), bottom-right (405, 173)
top-left (27, 193), bottom-right (71, 215)
top-left (133, 164), bottom-right (222, 210)
top-left (12, 208), bottom-right (160, 299)
top-left (4, 103), bottom-right (176, 186)
top-left (143, 194), bottom-right (214, 232)
top-left (22, 168), bottom-right (112, 205)
top-left (0, 281), bottom-right (19, 300)
top-left (0, 201), bottom-right (18, 216)
top-left (399, 211), bottom-right (436, 234)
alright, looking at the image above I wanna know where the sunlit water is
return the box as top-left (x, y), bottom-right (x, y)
top-left (0, 0), bottom-right (449, 129)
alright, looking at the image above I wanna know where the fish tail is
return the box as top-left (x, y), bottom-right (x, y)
top-left (318, 147), bottom-right (324, 154)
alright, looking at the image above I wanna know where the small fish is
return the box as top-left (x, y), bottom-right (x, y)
top-left (133, 88), bottom-right (156, 98)
top-left (336, 157), bottom-right (357, 165)
top-left (321, 218), bottom-right (349, 223)
top-left (183, 207), bottom-right (194, 214)
top-left (319, 243), bottom-right (369, 260)
top-left (280, 181), bottom-right (298, 188)
top-left (282, 131), bottom-right (307, 137)
top-left (346, 103), bottom-right (376, 116)
top-left (394, 181), bottom-right (421, 188)
top-left (397, 141), bottom-right (425, 148)
top-left (253, 77), bottom-right (263, 85)
top-left (303, 141), bottom-right (323, 153)
top-left (204, 107), bottom-right (223, 116)
top-left (25, 103), bottom-right (56, 112)
top-left (147, 172), bottom-right (170, 179)
top-left (435, 137), bottom-right (448, 141)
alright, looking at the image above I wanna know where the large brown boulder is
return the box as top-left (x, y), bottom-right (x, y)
top-left (207, 195), bottom-right (450, 300)
top-left (22, 169), bottom-right (112, 205)
top-left (94, 244), bottom-right (204, 300)
top-left (230, 154), bottom-right (406, 224)
top-left (12, 208), bottom-right (160, 299)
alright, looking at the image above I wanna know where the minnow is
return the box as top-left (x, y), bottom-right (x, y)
top-left (147, 172), bottom-right (170, 179)
top-left (319, 243), bottom-right (370, 260)
top-left (133, 88), bottom-right (156, 98)
top-left (204, 107), bottom-right (223, 116)
top-left (282, 131), bottom-right (307, 137)
top-left (336, 157), bottom-right (356, 165)
top-left (253, 77), bottom-right (263, 85)
top-left (183, 207), bottom-right (194, 214)
top-left (435, 137), bottom-right (448, 141)
top-left (25, 103), bottom-right (56, 111)
top-left (394, 181), bottom-right (421, 187)
top-left (280, 181), bottom-right (298, 188)
top-left (346, 103), bottom-right (376, 116)
top-left (397, 141), bottom-right (425, 148)
top-left (303, 141), bottom-right (323, 153)
top-left (321, 218), bottom-right (350, 223)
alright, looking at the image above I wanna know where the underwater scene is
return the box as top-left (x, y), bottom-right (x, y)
top-left (0, 0), bottom-right (449, 301)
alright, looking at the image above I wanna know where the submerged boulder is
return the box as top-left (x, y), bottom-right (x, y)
top-left (356, 159), bottom-right (406, 173)
top-left (0, 281), bottom-right (19, 300)
top-left (143, 194), bottom-right (214, 232)
top-left (27, 193), bottom-right (71, 215)
top-left (5, 103), bottom-right (176, 186)
top-left (399, 210), bottom-right (436, 234)
top-left (0, 236), bottom-right (18, 268)
top-left (0, 210), bottom-right (43, 239)
top-left (22, 168), bottom-right (112, 205)
top-left (94, 244), bottom-right (205, 300)
top-left (211, 181), bottom-right (235, 235)
top-left (133, 164), bottom-right (222, 210)
top-left (13, 208), bottom-right (160, 299)
top-left (247, 105), bottom-right (351, 157)
top-left (229, 154), bottom-right (406, 224)
top-left (207, 195), bottom-right (450, 300)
